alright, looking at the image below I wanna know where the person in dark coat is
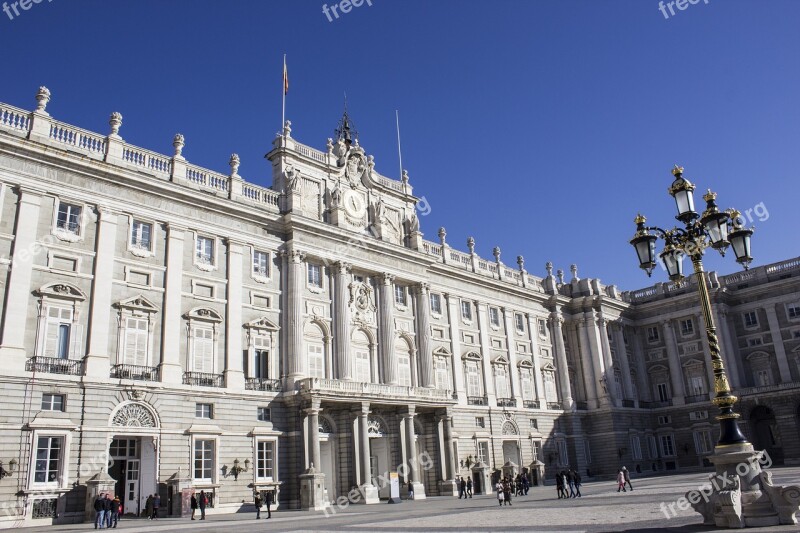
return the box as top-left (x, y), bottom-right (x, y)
top-left (555, 471), bottom-right (564, 499)
top-left (458, 477), bottom-right (467, 499)
top-left (198, 490), bottom-right (207, 520)
top-left (190, 493), bottom-right (198, 520)
top-left (145, 494), bottom-right (154, 520)
top-left (152, 493), bottom-right (160, 519)
top-left (572, 469), bottom-right (582, 497)
top-left (110, 495), bottom-right (121, 528)
top-left (502, 478), bottom-right (512, 506)
top-left (567, 470), bottom-right (576, 498)
top-left (265, 490), bottom-right (273, 519)
top-left (254, 492), bottom-right (262, 519)
top-left (93, 494), bottom-right (106, 529)
top-left (102, 494), bottom-right (114, 528)
top-left (621, 466), bottom-right (634, 491)
top-left (466, 477), bottom-right (473, 498)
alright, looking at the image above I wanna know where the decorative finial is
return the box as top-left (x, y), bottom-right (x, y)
top-left (229, 154), bottom-right (240, 177)
top-left (35, 86), bottom-right (51, 114)
top-left (283, 120), bottom-right (292, 138)
top-left (545, 262), bottom-right (553, 276)
top-left (401, 169), bottom-right (409, 184)
top-left (108, 112), bottom-right (123, 137)
top-left (557, 269), bottom-right (564, 284)
top-left (438, 227), bottom-right (447, 245)
top-left (493, 246), bottom-right (501, 262)
top-left (672, 165), bottom-right (684, 177)
top-left (634, 213), bottom-right (646, 225)
top-left (570, 264), bottom-right (578, 281)
top-left (172, 134), bottom-right (185, 158)
top-left (517, 255), bottom-right (525, 270)
top-left (326, 138), bottom-right (334, 153)
top-left (467, 236), bottom-right (475, 254)
top-left (703, 189), bottom-right (717, 202)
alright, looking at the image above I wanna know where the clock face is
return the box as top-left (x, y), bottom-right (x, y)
top-left (344, 190), bottom-right (366, 218)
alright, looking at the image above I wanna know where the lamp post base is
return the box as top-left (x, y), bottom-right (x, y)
top-left (687, 444), bottom-right (800, 528)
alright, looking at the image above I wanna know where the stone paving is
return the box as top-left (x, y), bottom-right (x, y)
top-left (18, 467), bottom-right (800, 532)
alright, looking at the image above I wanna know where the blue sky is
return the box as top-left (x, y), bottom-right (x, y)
top-left (1, 0), bottom-right (797, 290)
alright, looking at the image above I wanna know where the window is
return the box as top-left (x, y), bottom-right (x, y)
top-left (630, 436), bottom-right (642, 460)
top-left (543, 371), bottom-right (557, 402)
top-left (193, 439), bottom-right (214, 482)
top-left (307, 264), bottom-right (323, 288)
top-left (123, 317), bottom-right (149, 366)
top-left (647, 326), bottom-right (660, 342)
top-left (253, 250), bottom-right (270, 278)
top-left (660, 434), bottom-right (676, 457)
top-left (434, 357), bottom-right (450, 390)
top-left (531, 440), bottom-right (541, 462)
top-left (394, 285), bottom-right (407, 306)
top-left (756, 369), bottom-right (771, 387)
top-left (56, 202), bottom-right (81, 235)
top-left (694, 430), bottom-right (713, 454)
top-left (743, 311), bottom-right (758, 328)
top-left (658, 415), bottom-right (672, 425)
top-left (477, 441), bottom-right (490, 464)
top-left (788, 303), bottom-right (800, 320)
top-left (465, 361), bottom-right (482, 397)
top-left (494, 365), bottom-right (509, 398)
top-left (41, 394), bottom-right (64, 412)
top-left (253, 337), bottom-right (270, 379)
top-left (257, 407), bottom-right (271, 422)
top-left (656, 382), bottom-right (670, 402)
top-left (680, 319), bottom-right (694, 336)
top-left (42, 306), bottom-right (79, 360)
top-left (557, 439), bottom-right (568, 465)
top-left (530, 419), bottom-right (538, 429)
top-left (461, 300), bottom-right (472, 321)
top-left (195, 236), bottom-right (214, 265)
top-left (308, 344), bottom-right (325, 378)
top-left (33, 436), bottom-right (63, 484)
top-left (748, 337), bottom-right (763, 347)
top-left (195, 403), bottom-right (213, 419)
top-left (614, 374), bottom-right (624, 400)
top-left (430, 293), bottom-right (442, 315)
top-left (192, 326), bottom-right (214, 372)
top-left (354, 349), bottom-right (371, 383)
top-left (648, 435), bottom-right (658, 459)
top-left (398, 353), bottom-right (412, 387)
top-left (256, 441), bottom-right (275, 480)
top-left (538, 319), bottom-right (547, 337)
top-left (489, 307), bottom-right (500, 327)
top-left (475, 416), bottom-right (485, 428)
top-left (520, 369), bottom-right (534, 401)
top-left (689, 376), bottom-right (706, 395)
top-left (515, 313), bottom-right (525, 332)
top-left (131, 220), bottom-right (152, 251)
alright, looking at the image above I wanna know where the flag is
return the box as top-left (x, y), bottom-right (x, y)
top-left (283, 58), bottom-right (289, 95)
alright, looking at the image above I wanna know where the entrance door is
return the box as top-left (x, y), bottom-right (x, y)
top-left (125, 459), bottom-right (140, 515)
top-left (370, 438), bottom-right (390, 499)
top-left (320, 440), bottom-right (336, 502)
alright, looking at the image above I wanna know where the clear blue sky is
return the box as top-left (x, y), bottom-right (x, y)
top-left (1, 0), bottom-right (797, 290)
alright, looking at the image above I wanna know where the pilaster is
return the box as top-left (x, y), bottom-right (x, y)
top-left (662, 320), bottom-right (686, 405)
top-left (224, 239), bottom-right (245, 389)
top-left (334, 261), bottom-right (352, 380)
top-left (379, 273), bottom-right (397, 384)
top-left (415, 283), bottom-right (434, 388)
top-left (445, 294), bottom-right (466, 405)
top-left (551, 311), bottom-right (574, 409)
top-left (287, 250), bottom-right (306, 384)
top-left (764, 305), bottom-right (792, 382)
top-left (84, 208), bottom-right (118, 379)
top-left (159, 224), bottom-right (185, 384)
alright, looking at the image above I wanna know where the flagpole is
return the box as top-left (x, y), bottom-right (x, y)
top-left (395, 109), bottom-right (403, 179)
top-left (282, 54), bottom-right (286, 133)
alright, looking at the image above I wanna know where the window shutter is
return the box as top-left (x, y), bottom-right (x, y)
top-left (193, 328), bottom-right (213, 372)
top-left (68, 324), bottom-right (83, 359)
top-left (43, 319), bottom-right (60, 358)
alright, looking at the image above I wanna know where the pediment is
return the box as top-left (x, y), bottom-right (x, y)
top-left (462, 351), bottom-right (482, 361)
top-left (185, 307), bottom-right (223, 322)
top-left (245, 316), bottom-right (280, 331)
top-left (116, 295), bottom-right (159, 313)
top-left (433, 346), bottom-right (452, 357)
top-left (517, 358), bottom-right (534, 369)
top-left (492, 355), bottom-right (510, 365)
top-left (540, 361), bottom-right (556, 372)
top-left (36, 282), bottom-right (86, 301)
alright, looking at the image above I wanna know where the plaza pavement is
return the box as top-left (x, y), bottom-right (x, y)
top-left (17, 467), bottom-right (800, 532)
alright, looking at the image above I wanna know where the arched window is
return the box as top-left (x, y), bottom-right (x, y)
top-left (352, 330), bottom-right (372, 383)
top-left (396, 337), bottom-right (413, 387)
top-left (304, 322), bottom-right (326, 379)
top-left (35, 283), bottom-right (86, 360)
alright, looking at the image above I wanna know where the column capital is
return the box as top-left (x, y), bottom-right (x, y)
top-left (334, 261), bottom-right (351, 274)
top-left (381, 273), bottom-right (395, 285)
top-left (415, 282), bottom-right (430, 295)
top-left (360, 402), bottom-right (371, 415)
top-left (304, 407), bottom-right (322, 416)
top-left (288, 249), bottom-right (306, 264)
top-left (165, 222), bottom-right (187, 234)
top-left (224, 237), bottom-right (246, 247)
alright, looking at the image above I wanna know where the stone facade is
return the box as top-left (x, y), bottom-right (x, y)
top-left (0, 87), bottom-right (798, 526)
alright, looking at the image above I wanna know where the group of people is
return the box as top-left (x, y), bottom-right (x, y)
top-left (190, 490), bottom-right (210, 520)
top-left (92, 494), bottom-right (121, 529)
top-left (616, 466), bottom-right (634, 492)
top-left (493, 475), bottom-right (527, 506)
top-left (554, 469), bottom-right (582, 499)
top-left (144, 493), bottom-right (161, 519)
top-left (457, 476), bottom-right (473, 498)
top-left (252, 490), bottom-right (275, 519)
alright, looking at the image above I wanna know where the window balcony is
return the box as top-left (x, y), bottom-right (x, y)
top-left (111, 364), bottom-right (159, 382)
top-left (621, 399), bottom-right (636, 408)
top-left (685, 394), bottom-right (709, 404)
top-left (639, 400), bottom-right (673, 408)
top-left (496, 397), bottom-right (517, 408)
top-left (523, 400), bottom-right (537, 409)
top-left (298, 378), bottom-right (456, 405)
top-left (467, 396), bottom-right (488, 406)
top-left (26, 356), bottom-right (84, 376)
top-left (183, 372), bottom-right (225, 388)
top-left (547, 402), bottom-right (562, 410)
top-left (245, 377), bottom-right (282, 392)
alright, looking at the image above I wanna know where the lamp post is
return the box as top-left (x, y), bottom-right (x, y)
top-left (629, 166), bottom-right (751, 447)
top-left (629, 167), bottom-right (800, 529)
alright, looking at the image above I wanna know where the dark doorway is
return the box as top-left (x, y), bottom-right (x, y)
top-left (750, 405), bottom-right (784, 465)
top-left (108, 460), bottom-right (126, 511)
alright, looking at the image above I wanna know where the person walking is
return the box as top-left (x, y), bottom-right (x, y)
top-left (522, 474), bottom-right (529, 495)
top-left (102, 494), bottom-right (114, 528)
top-left (110, 495), bottom-right (121, 528)
top-left (94, 493), bottom-right (106, 530)
top-left (254, 492), bottom-right (262, 519)
top-left (145, 494), bottom-right (154, 520)
top-left (555, 471), bottom-right (564, 499)
top-left (502, 478), bottom-right (512, 506)
top-left (265, 490), bottom-right (273, 519)
top-left (198, 490), bottom-right (207, 520)
top-left (152, 493), bottom-right (160, 520)
top-left (458, 476), bottom-right (467, 499)
top-left (496, 481), bottom-right (504, 506)
top-left (466, 477), bottom-right (473, 498)
top-left (567, 470), bottom-right (576, 498)
top-left (407, 479), bottom-right (415, 500)
top-left (621, 466), bottom-right (634, 491)
top-left (616, 469), bottom-right (627, 492)
top-left (190, 492), bottom-right (198, 520)
top-left (572, 469), bottom-right (582, 497)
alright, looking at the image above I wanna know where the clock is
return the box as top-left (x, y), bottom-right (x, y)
top-left (343, 190), bottom-right (366, 218)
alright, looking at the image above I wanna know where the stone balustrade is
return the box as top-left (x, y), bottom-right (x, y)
top-left (298, 377), bottom-right (455, 404)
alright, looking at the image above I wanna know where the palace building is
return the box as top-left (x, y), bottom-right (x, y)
top-left (0, 87), bottom-right (798, 526)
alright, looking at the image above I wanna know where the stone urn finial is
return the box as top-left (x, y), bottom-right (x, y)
top-left (517, 255), bottom-right (525, 270)
top-left (173, 134), bottom-right (185, 158)
top-left (438, 227), bottom-right (447, 245)
top-left (35, 86), bottom-right (51, 114)
top-left (557, 269), bottom-right (565, 284)
top-left (570, 264), bottom-right (578, 281)
top-left (108, 112), bottom-right (123, 136)
top-left (229, 153), bottom-right (240, 177)
top-left (493, 246), bottom-right (501, 262)
top-left (467, 237), bottom-right (475, 254)
top-left (545, 261), bottom-right (553, 276)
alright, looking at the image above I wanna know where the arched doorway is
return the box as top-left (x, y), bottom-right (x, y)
top-left (318, 416), bottom-right (337, 503)
top-left (750, 405), bottom-right (783, 465)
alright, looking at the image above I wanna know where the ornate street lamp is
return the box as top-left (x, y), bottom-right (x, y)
top-left (629, 165), bottom-right (750, 447)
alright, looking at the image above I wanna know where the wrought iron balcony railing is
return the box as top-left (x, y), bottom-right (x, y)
top-left (523, 400), bottom-right (537, 409)
top-left (467, 396), bottom-right (488, 406)
top-left (26, 356), bottom-right (84, 376)
top-left (622, 399), bottom-right (636, 408)
top-left (111, 364), bottom-right (159, 382)
top-left (183, 372), bottom-right (225, 388)
top-left (685, 394), bottom-right (709, 404)
top-left (496, 398), bottom-right (517, 408)
top-left (245, 377), bottom-right (282, 392)
top-left (547, 402), bottom-right (562, 410)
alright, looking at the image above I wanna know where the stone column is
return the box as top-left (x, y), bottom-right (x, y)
top-left (84, 208), bottom-right (117, 379)
top-left (287, 250), bottom-right (306, 383)
top-left (299, 404), bottom-right (326, 512)
top-left (526, 315), bottom-right (546, 408)
top-left (550, 312), bottom-right (574, 409)
top-left (764, 305), bottom-right (792, 383)
top-left (502, 310), bottom-right (523, 406)
top-left (415, 283), bottom-right (434, 388)
top-left (404, 408), bottom-right (426, 499)
top-left (439, 410), bottom-right (458, 496)
top-left (445, 294), bottom-right (466, 405)
top-left (630, 326), bottom-right (652, 401)
top-left (567, 320), bottom-right (592, 405)
top-left (477, 303), bottom-right (494, 405)
top-left (0, 188), bottom-right (43, 370)
top-left (224, 239), bottom-right (245, 389)
top-left (596, 315), bottom-right (619, 407)
top-left (713, 305), bottom-right (741, 388)
top-left (307, 406), bottom-right (322, 471)
top-left (579, 312), bottom-right (607, 408)
top-left (358, 403), bottom-right (379, 503)
top-left (160, 223), bottom-right (185, 384)
top-left (333, 261), bottom-right (352, 380)
top-left (662, 320), bottom-right (686, 405)
top-left (379, 273), bottom-right (397, 384)
top-left (611, 321), bottom-right (635, 405)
